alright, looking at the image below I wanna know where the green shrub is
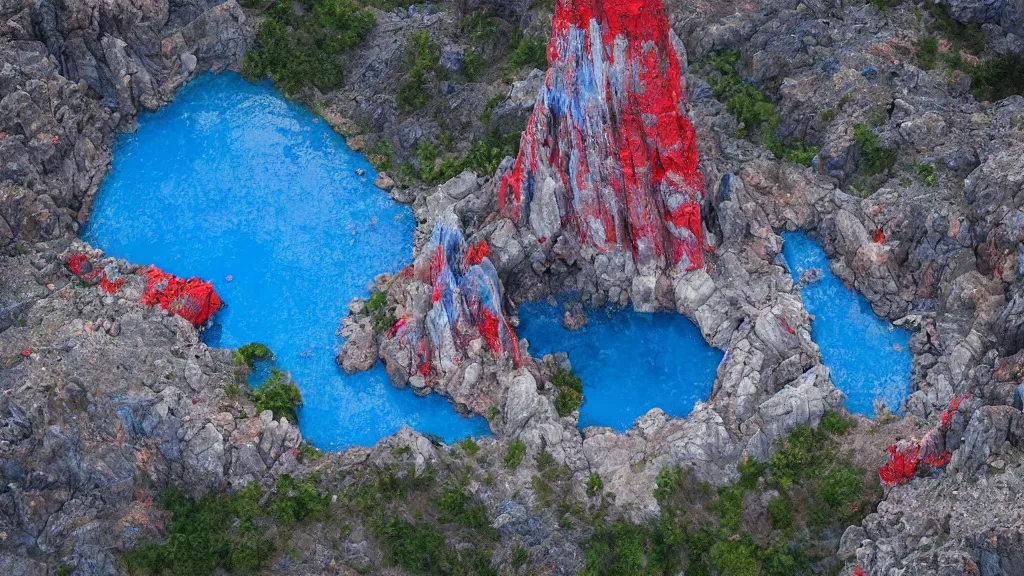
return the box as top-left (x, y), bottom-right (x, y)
top-left (716, 485), bottom-right (745, 532)
top-left (819, 410), bottom-right (856, 436)
top-left (396, 68), bottom-right (431, 112)
top-left (821, 466), bottom-right (864, 510)
top-left (504, 439), bottom-right (526, 469)
top-left (463, 129), bottom-right (521, 176)
top-left (396, 30), bottom-right (439, 112)
top-left (458, 10), bottom-right (513, 49)
top-left (586, 473), bottom-right (604, 496)
top-left (582, 521), bottom-right (651, 576)
top-left (269, 474), bottom-right (330, 524)
top-left (927, 3), bottom-right (987, 53)
top-left (766, 137), bottom-right (819, 165)
top-left (917, 35), bottom-right (939, 70)
top-left (767, 425), bottom-right (817, 489)
top-left (374, 517), bottom-right (450, 573)
top-left (551, 369), bottom-right (584, 417)
top-left (243, 1), bottom-right (375, 96)
top-left (416, 141), bottom-right (464, 184)
top-left (347, 468), bottom-right (497, 575)
top-left (971, 52), bottom-right (1024, 102)
top-left (917, 158), bottom-right (937, 183)
top-left (435, 488), bottom-right (494, 533)
top-left (252, 368), bottom-right (303, 422)
top-left (582, 421), bottom-right (879, 576)
top-left (737, 459), bottom-right (768, 490)
top-left (509, 36), bottom-right (549, 70)
top-left (552, 369), bottom-right (583, 393)
top-left (767, 493), bottom-right (795, 530)
top-left (706, 51), bottom-right (818, 164)
top-left (853, 124), bottom-right (897, 175)
top-left (510, 546), bottom-right (530, 571)
top-left (363, 137), bottom-right (395, 171)
top-left (365, 290), bottom-right (387, 313)
top-left (234, 343), bottom-right (274, 368)
top-left (459, 437), bottom-right (480, 457)
top-left (297, 443), bottom-right (324, 462)
top-left (365, 289), bottom-right (397, 335)
top-left (463, 49), bottom-right (487, 81)
top-left (555, 388), bottom-right (582, 417)
top-left (365, 0), bottom-right (417, 9)
top-left (120, 484), bottom-right (273, 576)
top-left (709, 540), bottom-right (759, 576)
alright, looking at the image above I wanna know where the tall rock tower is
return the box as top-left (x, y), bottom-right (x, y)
top-left (499, 0), bottom-right (706, 308)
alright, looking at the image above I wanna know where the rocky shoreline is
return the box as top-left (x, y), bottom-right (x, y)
top-left (2, 0), bottom-right (1023, 574)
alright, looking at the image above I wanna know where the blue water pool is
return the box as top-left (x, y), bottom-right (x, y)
top-left (517, 300), bottom-right (724, 431)
top-left (781, 231), bottom-right (912, 416)
top-left (84, 73), bottom-right (489, 450)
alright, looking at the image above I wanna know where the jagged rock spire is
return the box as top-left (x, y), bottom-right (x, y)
top-left (499, 0), bottom-right (707, 297)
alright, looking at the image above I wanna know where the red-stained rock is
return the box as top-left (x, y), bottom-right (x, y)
top-left (141, 266), bottom-right (223, 327)
top-left (499, 0), bottom-right (707, 293)
top-left (878, 395), bottom-right (971, 488)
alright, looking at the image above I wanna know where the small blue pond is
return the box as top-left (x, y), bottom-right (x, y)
top-left (781, 231), bottom-right (912, 415)
top-left (517, 301), bottom-right (724, 431)
top-left (84, 73), bottom-right (489, 450)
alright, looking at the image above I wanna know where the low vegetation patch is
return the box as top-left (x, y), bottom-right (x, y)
top-left (234, 342), bottom-right (274, 368)
top-left (121, 475), bottom-right (331, 576)
top-left (704, 51), bottom-right (819, 165)
top-left (373, 8), bottom-right (546, 185)
top-left (853, 124), bottom-right (897, 176)
top-left (581, 411), bottom-right (878, 575)
top-left (242, 0), bottom-right (376, 95)
top-left (970, 52), bottom-right (1024, 102)
top-left (552, 368), bottom-right (584, 417)
top-left (459, 437), bottom-right (481, 457)
top-left (396, 30), bottom-right (441, 112)
top-left (915, 4), bottom-right (1024, 101)
top-left (365, 289), bottom-right (397, 335)
top-left (504, 439), bottom-right (526, 469)
top-left (252, 368), bottom-right (303, 422)
top-left (344, 468), bottom-right (498, 575)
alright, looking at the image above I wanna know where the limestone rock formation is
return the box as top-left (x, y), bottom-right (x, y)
top-left (499, 0), bottom-right (707, 309)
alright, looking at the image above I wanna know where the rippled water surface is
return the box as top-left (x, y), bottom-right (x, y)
top-left (781, 231), bottom-right (912, 415)
top-left (517, 300), bottom-right (723, 431)
top-left (84, 73), bottom-right (489, 449)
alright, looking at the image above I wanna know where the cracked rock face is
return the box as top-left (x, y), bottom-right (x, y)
top-left (499, 0), bottom-right (708, 310)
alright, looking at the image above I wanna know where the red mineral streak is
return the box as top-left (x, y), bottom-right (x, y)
top-left (67, 254), bottom-right (124, 294)
top-left (465, 241), bottom-right (492, 266)
top-left (878, 395), bottom-right (971, 488)
top-left (141, 266), bottom-right (223, 327)
top-left (499, 0), bottom-right (707, 273)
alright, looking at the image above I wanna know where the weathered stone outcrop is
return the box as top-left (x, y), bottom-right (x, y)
top-left (0, 0), bottom-right (246, 249)
top-left (499, 0), bottom-right (708, 310)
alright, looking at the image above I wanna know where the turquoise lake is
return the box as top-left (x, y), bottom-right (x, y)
top-left (517, 301), bottom-right (724, 431)
top-left (84, 73), bottom-right (489, 450)
top-left (781, 231), bottom-right (912, 415)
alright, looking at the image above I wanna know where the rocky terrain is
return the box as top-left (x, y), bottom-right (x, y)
top-left (2, 0), bottom-right (1024, 575)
